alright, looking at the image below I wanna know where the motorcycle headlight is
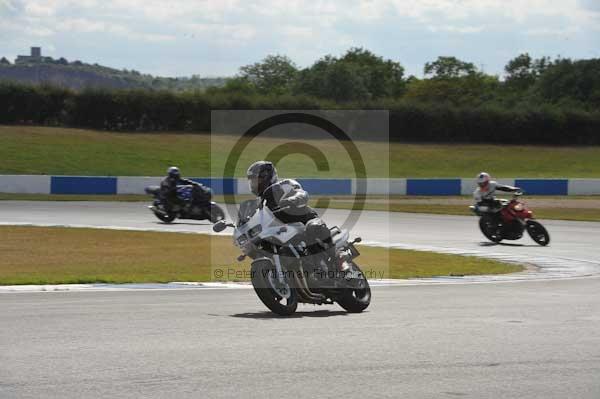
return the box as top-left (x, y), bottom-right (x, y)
top-left (248, 225), bottom-right (262, 238)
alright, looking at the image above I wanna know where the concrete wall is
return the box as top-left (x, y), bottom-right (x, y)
top-left (1, 175), bottom-right (599, 196)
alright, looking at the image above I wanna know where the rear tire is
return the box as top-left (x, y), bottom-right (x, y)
top-left (337, 263), bottom-right (371, 313)
top-left (251, 260), bottom-right (298, 316)
top-left (526, 220), bottom-right (550, 246)
top-left (479, 216), bottom-right (502, 243)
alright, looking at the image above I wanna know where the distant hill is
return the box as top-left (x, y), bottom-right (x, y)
top-left (0, 59), bottom-right (227, 91)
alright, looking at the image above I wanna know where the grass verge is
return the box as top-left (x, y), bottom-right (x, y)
top-left (0, 226), bottom-right (521, 285)
top-left (3, 125), bottom-right (600, 177)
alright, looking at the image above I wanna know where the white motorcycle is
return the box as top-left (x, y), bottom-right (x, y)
top-left (213, 199), bottom-right (371, 316)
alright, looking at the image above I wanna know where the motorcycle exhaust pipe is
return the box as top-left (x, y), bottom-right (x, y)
top-left (294, 266), bottom-right (326, 303)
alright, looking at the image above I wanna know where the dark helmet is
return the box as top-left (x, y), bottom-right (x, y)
top-left (167, 166), bottom-right (180, 179)
top-left (247, 161), bottom-right (278, 196)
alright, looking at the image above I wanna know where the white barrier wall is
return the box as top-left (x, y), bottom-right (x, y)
top-left (1, 176), bottom-right (600, 195)
top-left (0, 175), bottom-right (51, 194)
top-left (352, 178), bottom-right (407, 195)
top-left (568, 179), bottom-right (600, 195)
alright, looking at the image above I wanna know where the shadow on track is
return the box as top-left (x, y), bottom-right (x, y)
top-left (478, 242), bottom-right (540, 248)
top-left (231, 310), bottom-right (349, 319)
top-left (155, 221), bottom-right (212, 226)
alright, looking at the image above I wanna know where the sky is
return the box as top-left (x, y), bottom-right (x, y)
top-left (1, 0), bottom-right (599, 78)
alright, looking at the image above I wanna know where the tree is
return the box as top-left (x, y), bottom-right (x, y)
top-left (424, 56), bottom-right (476, 79)
top-left (504, 53), bottom-right (552, 90)
top-left (294, 48), bottom-right (405, 101)
top-left (405, 73), bottom-right (500, 106)
top-left (532, 58), bottom-right (600, 108)
top-left (0, 57), bottom-right (10, 65)
top-left (57, 57), bottom-right (68, 65)
top-left (239, 55), bottom-right (298, 95)
top-left (217, 77), bottom-right (258, 96)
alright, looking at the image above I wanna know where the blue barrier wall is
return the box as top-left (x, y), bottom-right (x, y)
top-left (51, 176), bottom-right (117, 195)
top-left (2, 176), bottom-right (597, 195)
top-left (297, 179), bottom-right (352, 195)
top-left (515, 179), bottom-right (569, 195)
top-left (406, 179), bottom-right (462, 196)
top-left (193, 178), bottom-right (236, 195)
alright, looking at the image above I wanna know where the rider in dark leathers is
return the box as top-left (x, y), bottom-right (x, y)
top-left (247, 161), bottom-right (331, 249)
top-left (160, 167), bottom-right (211, 212)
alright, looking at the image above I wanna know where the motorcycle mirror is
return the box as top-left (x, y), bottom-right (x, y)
top-left (212, 220), bottom-right (228, 232)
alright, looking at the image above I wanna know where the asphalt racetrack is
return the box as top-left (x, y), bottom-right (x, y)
top-left (1, 201), bottom-right (600, 398)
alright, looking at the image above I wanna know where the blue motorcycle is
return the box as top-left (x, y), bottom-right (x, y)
top-left (145, 184), bottom-right (225, 224)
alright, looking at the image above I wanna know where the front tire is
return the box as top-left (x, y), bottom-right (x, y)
top-left (209, 203), bottom-right (225, 223)
top-left (479, 216), bottom-right (502, 243)
top-left (153, 210), bottom-right (176, 223)
top-left (251, 260), bottom-right (298, 316)
top-left (337, 263), bottom-right (371, 313)
top-left (527, 220), bottom-right (550, 246)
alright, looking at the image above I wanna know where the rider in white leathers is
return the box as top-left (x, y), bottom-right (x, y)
top-left (247, 161), bottom-right (331, 249)
top-left (473, 172), bottom-right (522, 212)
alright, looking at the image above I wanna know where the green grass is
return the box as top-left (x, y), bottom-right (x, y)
top-left (0, 226), bottom-right (521, 285)
top-left (2, 125), bottom-right (600, 177)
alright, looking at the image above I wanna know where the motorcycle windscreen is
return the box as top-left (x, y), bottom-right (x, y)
top-left (237, 199), bottom-right (259, 225)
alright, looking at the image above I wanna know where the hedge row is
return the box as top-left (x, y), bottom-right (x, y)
top-left (1, 82), bottom-right (599, 144)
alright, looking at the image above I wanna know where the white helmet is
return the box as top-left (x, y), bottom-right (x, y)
top-left (476, 172), bottom-right (491, 188)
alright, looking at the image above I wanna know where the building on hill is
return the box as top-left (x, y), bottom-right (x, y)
top-left (15, 47), bottom-right (53, 64)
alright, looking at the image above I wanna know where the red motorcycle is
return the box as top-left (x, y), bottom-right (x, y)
top-left (470, 193), bottom-right (550, 246)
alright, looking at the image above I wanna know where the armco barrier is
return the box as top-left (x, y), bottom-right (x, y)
top-left (51, 176), bottom-right (117, 195)
top-left (407, 179), bottom-right (462, 196)
top-left (514, 179), bottom-right (569, 196)
top-left (1, 175), bottom-right (599, 195)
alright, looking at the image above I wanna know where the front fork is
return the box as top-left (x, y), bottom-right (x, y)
top-left (272, 247), bottom-right (285, 284)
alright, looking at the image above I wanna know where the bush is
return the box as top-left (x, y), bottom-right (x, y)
top-left (1, 82), bottom-right (599, 144)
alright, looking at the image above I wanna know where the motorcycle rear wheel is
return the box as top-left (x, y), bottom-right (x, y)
top-left (251, 260), bottom-right (298, 316)
top-left (526, 220), bottom-right (550, 246)
top-left (337, 262), bottom-right (371, 313)
top-left (479, 216), bottom-right (503, 243)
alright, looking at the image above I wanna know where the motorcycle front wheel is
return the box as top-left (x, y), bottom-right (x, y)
top-left (152, 209), bottom-right (176, 223)
top-left (209, 203), bottom-right (225, 223)
top-left (337, 262), bottom-right (371, 313)
top-left (526, 220), bottom-right (550, 246)
top-left (251, 260), bottom-right (298, 316)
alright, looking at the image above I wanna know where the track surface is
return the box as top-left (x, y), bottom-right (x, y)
top-left (2, 201), bottom-right (600, 398)
top-left (2, 282), bottom-right (600, 398)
